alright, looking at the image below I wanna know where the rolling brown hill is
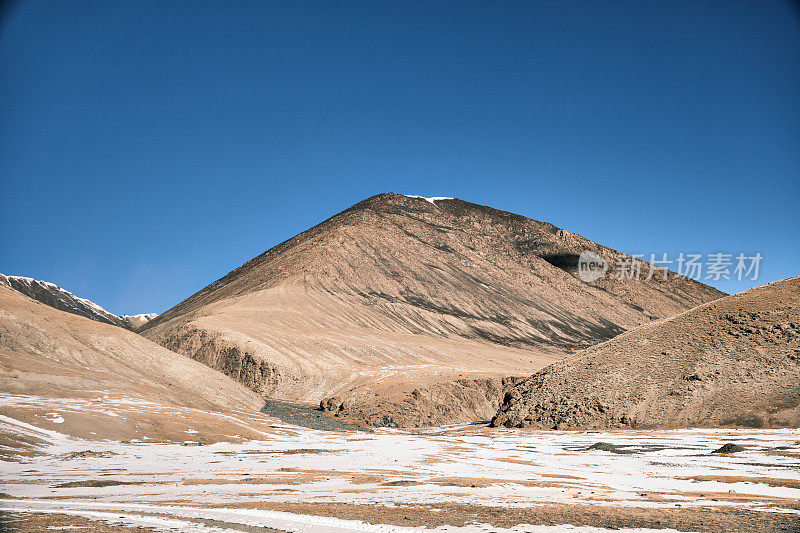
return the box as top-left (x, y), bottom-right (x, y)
top-left (140, 193), bottom-right (723, 425)
top-left (491, 277), bottom-right (800, 429)
top-left (0, 284), bottom-right (274, 443)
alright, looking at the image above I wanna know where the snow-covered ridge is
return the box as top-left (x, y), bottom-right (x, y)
top-left (0, 274), bottom-right (156, 330)
top-left (121, 313), bottom-right (158, 321)
top-left (119, 313), bottom-right (159, 329)
top-left (403, 195), bottom-right (455, 205)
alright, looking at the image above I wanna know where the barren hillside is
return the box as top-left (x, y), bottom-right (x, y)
top-left (492, 277), bottom-right (800, 429)
top-left (140, 193), bottom-right (722, 424)
top-left (0, 285), bottom-right (272, 442)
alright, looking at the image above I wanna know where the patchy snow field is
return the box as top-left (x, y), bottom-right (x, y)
top-left (1, 394), bottom-right (799, 532)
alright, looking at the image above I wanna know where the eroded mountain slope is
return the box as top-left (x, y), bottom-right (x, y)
top-left (141, 193), bottom-right (723, 411)
top-left (492, 277), bottom-right (800, 429)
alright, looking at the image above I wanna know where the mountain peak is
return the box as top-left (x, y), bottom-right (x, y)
top-left (401, 194), bottom-right (455, 205)
top-left (350, 191), bottom-right (457, 210)
top-left (140, 195), bottom-right (723, 411)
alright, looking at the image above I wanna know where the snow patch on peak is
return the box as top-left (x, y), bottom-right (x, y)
top-left (1, 273), bottom-right (116, 321)
top-left (403, 195), bottom-right (455, 205)
top-left (122, 313), bottom-right (158, 320)
top-left (119, 313), bottom-right (158, 329)
top-left (1, 274), bottom-right (43, 287)
top-left (76, 296), bottom-right (113, 316)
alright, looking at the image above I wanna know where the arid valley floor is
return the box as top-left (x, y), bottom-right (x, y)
top-left (1, 393), bottom-right (799, 532)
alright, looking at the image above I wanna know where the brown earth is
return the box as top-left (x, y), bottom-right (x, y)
top-left (0, 285), bottom-right (278, 442)
top-left (4, 503), bottom-right (797, 533)
top-left (140, 193), bottom-right (722, 425)
top-left (0, 512), bottom-right (158, 533)
top-left (492, 276), bottom-right (800, 429)
top-left (209, 501), bottom-right (800, 533)
top-left (0, 511), bottom-right (284, 533)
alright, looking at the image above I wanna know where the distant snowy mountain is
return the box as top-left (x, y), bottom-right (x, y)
top-left (119, 313), bottom-right (159, 330)
top-left (0, 274), bottom-right (156, 331)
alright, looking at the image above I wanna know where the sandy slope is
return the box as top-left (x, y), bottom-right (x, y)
top-left (0, 285), bottom-right (276, 442)
top-left (140, 193), bottom-right (722, 424)
top-left (492, 277), bottom-right (800, 429)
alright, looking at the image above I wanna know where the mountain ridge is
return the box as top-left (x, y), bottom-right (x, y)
top-left (0, 274), bottom-right (157, 331)
top-left (140, 192), bottom-right (724, 419)
top-left (143, 192), bottom-right (722, 336)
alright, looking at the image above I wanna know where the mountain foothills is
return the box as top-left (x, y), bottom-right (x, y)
top-left (492, 276), bottom-right (800, 429)
top-left (0, 284), bottom-right (273, 443)
top-left (0, 274), bottom-right (156, 331)
top-left (139, 193), bottom-right (723, 425)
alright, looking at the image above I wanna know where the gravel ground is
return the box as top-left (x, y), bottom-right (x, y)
top-left (260, 399), bottom-right (370, 432)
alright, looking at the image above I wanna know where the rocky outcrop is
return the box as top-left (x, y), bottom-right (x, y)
top-left (491, 277), bottom-right (800, 429)
top-left (155, 324), bottom-right (284, 395)
top-left (320, 376), bottom-right (525, 427)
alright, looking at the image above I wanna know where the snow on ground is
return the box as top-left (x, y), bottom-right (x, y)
top-left (1, 392), bottom-right (799, 531)
top-left (0, 502), bottom-right (694, 533)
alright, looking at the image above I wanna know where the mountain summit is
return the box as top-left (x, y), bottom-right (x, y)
top-left (141, 193), bottom-right (722, 422)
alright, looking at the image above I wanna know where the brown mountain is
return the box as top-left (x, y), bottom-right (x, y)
top-left (141, 193), bottom-right (722, 425)
top-left (0, 284), bottom-right (269, 442)
top-left (491, 276), bottom-right (800, 429)
top-left (0, 274), bottom-right (157, 331)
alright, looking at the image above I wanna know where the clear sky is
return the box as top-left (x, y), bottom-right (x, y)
top-left (1, 1), bottom-right (798, 315)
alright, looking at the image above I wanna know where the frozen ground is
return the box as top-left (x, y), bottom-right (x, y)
top-left (1, 393), bottom-right (799, 532)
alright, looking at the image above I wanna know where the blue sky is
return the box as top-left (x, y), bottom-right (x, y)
top-left (1, 0), bottom-right (798, 315)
